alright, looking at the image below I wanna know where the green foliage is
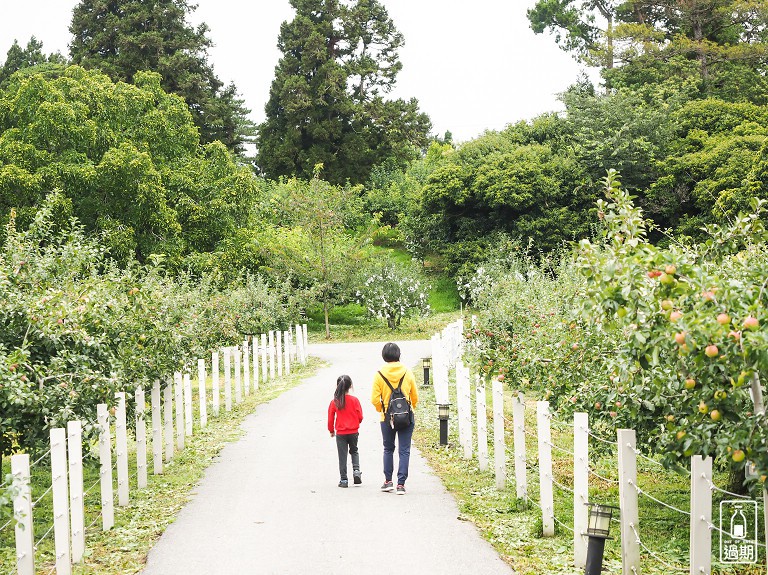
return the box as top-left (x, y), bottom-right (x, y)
top-left (0, 65), bottom-right (258, 269)
top-left (355, 261), bottom-right (431, 329)
top-left (417, 125), bottom-right (593, 275)
top-left (0, 37), bottom-right (66, 87)
top-left (256, 0), bottom-right (431, 185)
top-left (0, 192), bottom-right (301, 456)
top-left (69, 0), bottom-right (254, 153)
top-left (254, 171), bottom-right (370, 337)
top-left (649, 99), bottom-right (768, 235)
top-left (464, 170), bottom-right (768, 483)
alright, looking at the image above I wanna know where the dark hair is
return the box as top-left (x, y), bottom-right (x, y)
top-left (334, 375), bottom-right (353, 409)
top-left (382, 342), bottom-right (401, 362)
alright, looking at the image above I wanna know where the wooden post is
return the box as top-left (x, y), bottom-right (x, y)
top-left (212, 351), bottom-right (220, 416)
top-left (243, 338), bottom-right (250, 396)
top-left (617, 429), bottom-right (641, 575)
top-left (690, 455), bottom-right (712, 575)
top-left (96, 403), bottom-right (114, 530)
top-left (163, 381), bottom-right (173, 462)
top-left (50, 428), bottom-right (72, 575)
top-left (198, 359), bottom-right (207, 427)
top-left (492, 379), bottom-right (506, 490)
top-left (136, 387), bottom-right (147, 489)
top-left (284, 330), bottom-right (291, 375)
top-left (115, 392), bottom-right (129, 506)
top-left (537, 401), bottom-right (554, 537)
top-left (268, 331), bottom-right (275, 380)
top-left (11, 454), bottom-right (34, 575)
top-left (512, 393), bottom-right (527, 499)
top-left (573, 412), bottom-right (589, 568)
top-left (67, 421), bottom-right (85, 563)
top-left (223, 347), bottom-right (232, 411)
top-left (296, 324), bottom-right (304, 365)
top-left (476, 378), bottom-right (489, 472)
top-left (152, 380), bottom-right (163, 473)
top-left (261, 333), bottom-right (268, 381)
top-left (174, 372), bottom-right (184, 450)
top-left (748, 372), bottom-right (768, 557)
top-left (135, 387), bottom-right (147, 489)
top-left (456, 362), bottom-right (472, 459)
top-left (183, 372), bottom-right (193, 435)
top-left (252, 338), bottom-right (259, 390)
top-left (277, 330), bottom-right (283, 378)
top-left (234, 346), bottom-right (242, 404)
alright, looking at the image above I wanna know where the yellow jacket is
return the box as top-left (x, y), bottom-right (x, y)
top-left (371, 361), bottom-right (418, 422)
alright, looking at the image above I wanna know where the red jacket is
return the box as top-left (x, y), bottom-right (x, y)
top-left (328, 394), bottom-right (363, 435)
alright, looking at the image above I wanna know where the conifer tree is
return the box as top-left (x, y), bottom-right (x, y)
top-left (69, 0), bottom-right (254, 153)
top-left (257, 0), bottom-right (430, 184)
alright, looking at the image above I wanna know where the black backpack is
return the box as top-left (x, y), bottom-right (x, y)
top-left (379, 371), bottom-right (413, 430)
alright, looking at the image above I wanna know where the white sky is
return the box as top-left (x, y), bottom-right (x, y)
top-left (0, 0), bottom-right (595, 143)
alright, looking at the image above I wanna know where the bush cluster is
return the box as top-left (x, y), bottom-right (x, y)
top-left (464, 171), bottom-right (768, 479)
top-left (0, 192), bottom-right (302, 457)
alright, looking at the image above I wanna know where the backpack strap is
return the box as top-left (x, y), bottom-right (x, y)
top-left (378, 371), bottom-right (407, 392)
top-left (378, 371), bottom-right (395, 393)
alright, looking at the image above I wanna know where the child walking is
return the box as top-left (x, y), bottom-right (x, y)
top-left (327, 375), bottom-right (363, 488)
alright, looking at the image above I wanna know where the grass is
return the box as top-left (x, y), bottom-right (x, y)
top-left (412, 374), bottom-right (765, 575)
top-left (0, 358), bottom-right (324, 575)
top-left (307, 308), bottom-right (462, 342)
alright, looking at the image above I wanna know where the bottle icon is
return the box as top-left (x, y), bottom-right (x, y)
top-left (730, 504), bottom-right (747, 539)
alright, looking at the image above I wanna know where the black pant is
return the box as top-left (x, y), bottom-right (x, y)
top-left (335, 433), bottom-right (360, 480)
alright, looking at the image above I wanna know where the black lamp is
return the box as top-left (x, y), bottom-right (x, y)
top-left (422, 357), bottom-right (432, 386)
top-left (584, 502), bottom-right (618, 575)
top-left (437, 403), bottom-right (450, 446)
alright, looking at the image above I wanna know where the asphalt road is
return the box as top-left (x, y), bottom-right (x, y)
top-left (140, 340), bottom-right (515, 575)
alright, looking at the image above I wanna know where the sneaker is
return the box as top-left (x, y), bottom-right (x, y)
top-left (338, 480), bottom-right (348, 488)
top-left (396, 484), bottom-right (406, 495)
top-left (353, 473), bottom-right (362, 485)
top-left (381, 480), bottom-right (394, 492)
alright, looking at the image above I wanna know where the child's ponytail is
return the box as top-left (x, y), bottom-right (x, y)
top-left (334, 375), bottom-right (353, 409)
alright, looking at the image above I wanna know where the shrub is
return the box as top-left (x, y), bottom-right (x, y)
top-left (356, 262), bottom-right (430, 329)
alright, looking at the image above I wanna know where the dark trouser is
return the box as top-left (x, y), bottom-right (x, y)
top-left (380, 419), bottom-right (415, 485)
top-left (335, 433), bottom-right (360, 481)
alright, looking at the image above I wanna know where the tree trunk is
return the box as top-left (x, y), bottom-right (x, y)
top-left (387, 315), bottom-right (396, 330)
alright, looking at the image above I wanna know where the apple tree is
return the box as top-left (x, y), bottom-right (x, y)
top-left (575, 170), bottom-right (768, 475)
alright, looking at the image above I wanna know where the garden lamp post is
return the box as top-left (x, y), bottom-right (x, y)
top-left (437, 403), bottom-right (450, 446)
top-left (584, 502), bottom-right (618, 575)
top-left (422, 357), bottom-right (432, 386)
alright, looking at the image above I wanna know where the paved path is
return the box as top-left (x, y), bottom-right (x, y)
top-left (141, 340), bottom-right (515, 575)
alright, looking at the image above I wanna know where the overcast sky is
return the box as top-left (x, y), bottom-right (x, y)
top-left (0, 0), bottom-right (595, 143)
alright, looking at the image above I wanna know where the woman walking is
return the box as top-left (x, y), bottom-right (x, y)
top-left (371, 342), bottom-right (418, 494)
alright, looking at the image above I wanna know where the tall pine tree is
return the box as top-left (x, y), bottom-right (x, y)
top-left (69, 0), bottom-right (254, 153)
top-left (257, 0), bottom-right (430, 185)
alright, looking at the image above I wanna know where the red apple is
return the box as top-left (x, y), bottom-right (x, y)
top-left (670, 311), bottom-right (683, 322)
top-left (743, 316), bottom-right (759, 330)
top-left (716, 313), bottom-right (731, 325)
top-left (704, 345), bottom-right (719, 358)
top-left (674, 332), bottom-right (687, 345)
